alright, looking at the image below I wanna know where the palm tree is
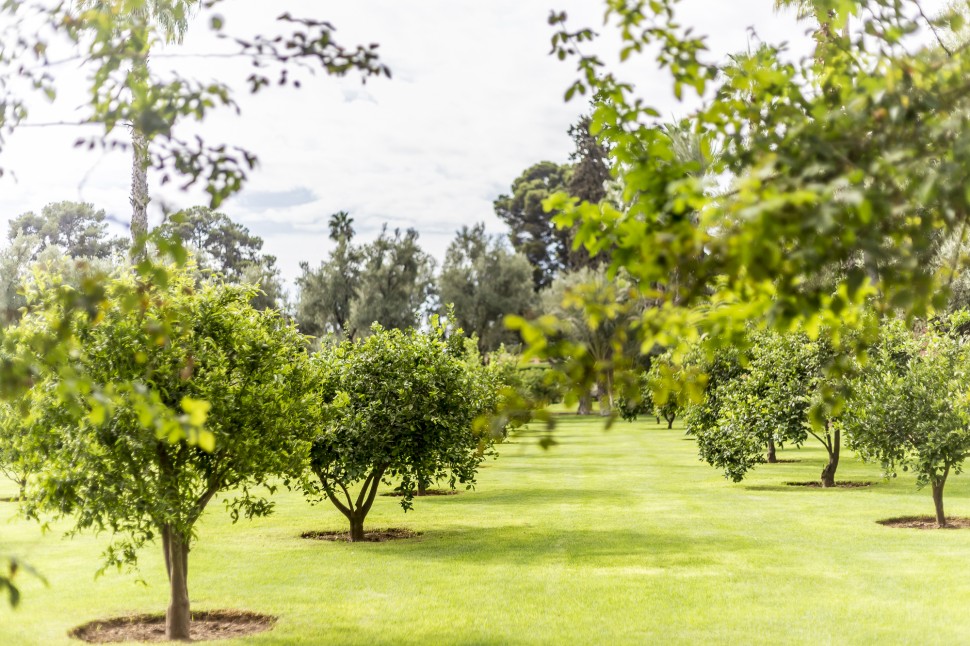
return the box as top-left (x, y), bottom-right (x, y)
top-left (76, 1), bottom-right (197, 250)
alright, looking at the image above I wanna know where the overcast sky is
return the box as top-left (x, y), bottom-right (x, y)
top-left (0, 1), bottom-right (820, 289)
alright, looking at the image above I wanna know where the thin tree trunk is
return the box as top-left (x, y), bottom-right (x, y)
top-left (129, 58), bottom-right (151, 252)
top-left (820, 425), bottom-right (840, 488)
top-left (162, 525), bottom-right (191, 640)
top-left (766, 438), bottom-right (778, 464)
top-left (597, 373), bottom-right (614, 416)
top-left (665, 414), bottom-right (676, 429)
top-left (932, 479), bottom-right (947, 528)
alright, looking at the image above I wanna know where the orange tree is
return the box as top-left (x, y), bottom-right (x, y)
top-left (304, 323), bottom-right (499, 541)
top-left (12, 267), bottom-right (312, 639)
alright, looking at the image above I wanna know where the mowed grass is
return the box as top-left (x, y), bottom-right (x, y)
top-left (4, 416), bottom-right (970, 644)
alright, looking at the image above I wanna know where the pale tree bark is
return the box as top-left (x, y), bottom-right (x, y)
top-left (129, 57), bottom-right (151, 253)
top-left (130, 127), bottom-right (150, 247)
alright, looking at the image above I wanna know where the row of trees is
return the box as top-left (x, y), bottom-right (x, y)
top-left (0, 265), bottom-right (504, 639)
top-left (630, 317), bottom-right (970, 528)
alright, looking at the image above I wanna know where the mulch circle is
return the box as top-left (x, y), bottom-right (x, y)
top-left (0, 496), bottom-right (20, 503)
top-left (877, 516), bottom-right (970, 529)
top-left (70, 610), bottom-right (275, 643)
top-left (771, 459), bottom-right (801, 464)
top-left (380, 489), bottom-right (459, 498)
top-left (785, 481), bottom-right (874, 488)
top-left (301, 528), bottom-right (420, 542)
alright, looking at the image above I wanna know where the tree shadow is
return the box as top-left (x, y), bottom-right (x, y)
top-left (370, 523), bottom-right (741, 570)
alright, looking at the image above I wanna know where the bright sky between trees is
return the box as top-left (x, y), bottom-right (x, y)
top-left (0, 1), bottom-right (816, 287)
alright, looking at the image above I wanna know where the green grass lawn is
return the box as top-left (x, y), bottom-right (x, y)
top-left (4, 416), bottom-right (970, 644)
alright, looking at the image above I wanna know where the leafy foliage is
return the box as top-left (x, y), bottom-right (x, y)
top-left (495, 161), bottom-right (572, 291)
top-left (347, 226), bottom-right (436, 337)
top-left (844, 315), bottom-right (970, 526)
top-left (439, 224), bottom-right (534, 352)
top-left (296, 212), bottom-right (362, 340)
top-left (304, 323), bottom-right (499, 540)
top-left (7, 202), bottom-right (126, 260)
top-left (685, 329), bottom-right (852, 485)
top-left (0, 0), bottom-right (389, 610)
top-left (619, 352), bottom-right (698, 428)
top-left (12, 266), bottom-right (311, 623)
top-left (530, 266), bottom-right (643, 414)
top-left (520, 0), bottom-right (970, 409)
top-left (157, 206), bottom-right (283, 309)
top-left (0, 1), bottom-right (389, 205)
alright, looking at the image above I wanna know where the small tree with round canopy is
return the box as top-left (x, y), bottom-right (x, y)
top-left (305, 322), bottom-right (498, 541)
top-left (16, 266), bottom-right (311, 640)
top-left (844, 316), bottom-right (970, 527)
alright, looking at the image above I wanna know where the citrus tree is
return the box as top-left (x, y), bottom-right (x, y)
top-left (13, 267), bottom-right (311, 639)
top-left (305, 323), bottom-right (499, 541)
top-left (685, 331), bottom-right (848, 485)
top-left (844, 315), bottom-right (970, 527)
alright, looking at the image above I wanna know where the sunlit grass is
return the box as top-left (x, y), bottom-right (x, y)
top-left (3, 417), bottom-right (970, 644)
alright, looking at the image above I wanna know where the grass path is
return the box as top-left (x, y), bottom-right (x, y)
top-left (4, 417), bottom-right (970, 644)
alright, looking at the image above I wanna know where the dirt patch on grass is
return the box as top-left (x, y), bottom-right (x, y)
top-left (0, 496), bottom-right (21, 503)
top-left (301, 528), bottom-right (420, 542)
top-left (380, 489), bottom-right (459, 497)
top-left (771, 459), bottom-right (801, 464)
top-left (877, 516), bottom-right (970, 529)
top-left (785, 481), bottom-right (874, 488)
top-left (70, 610), bottom-right (275, 643)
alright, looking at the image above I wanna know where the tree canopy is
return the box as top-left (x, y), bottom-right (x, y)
top-left (13, 267), bottom-right (311, 637)
top-left (304, 323), bottom-right (498, 541)
top-left (517, 0), bottom-right (970, 407)
top-left (8, 202), bottom-right (126, 260)
top-left (439, 223), bottom-right (534, 352)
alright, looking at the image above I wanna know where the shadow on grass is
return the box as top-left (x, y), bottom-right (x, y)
top-left (453, 487), bottom-right (635, 508)
top-left (369, 523), bottom-right (738, 570)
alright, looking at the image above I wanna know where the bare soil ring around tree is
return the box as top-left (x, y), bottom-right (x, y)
top-left (301, 528), bottom-right (420, 542)
top-left (785, 481), bottom-right (874, 489)
top-left (70, 610), bottom-right (275, 643)
top-left (877, 516), bottom-right (970, 529)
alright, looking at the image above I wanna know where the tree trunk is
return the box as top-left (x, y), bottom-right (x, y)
top-left (666, 417), bottom-right (675, 429)
top-left (766, 438), bottom-right (778, 464)
top-left (932, 479), bottom-right (947, 528)
top-left (162, 526), bottom-right (191, 640)
top-left (129, 57), bottom-right (151, 252)
top-left (597, 377), bottom-right (613, 416)
top-left (417, 480), bottom-right (428, 496)
top-left (820, 426), bottom-right (840, 488)
top-left (577, 392), bottom-right (592, 416)
top-left (349, 515), bottom-right (366, 542)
